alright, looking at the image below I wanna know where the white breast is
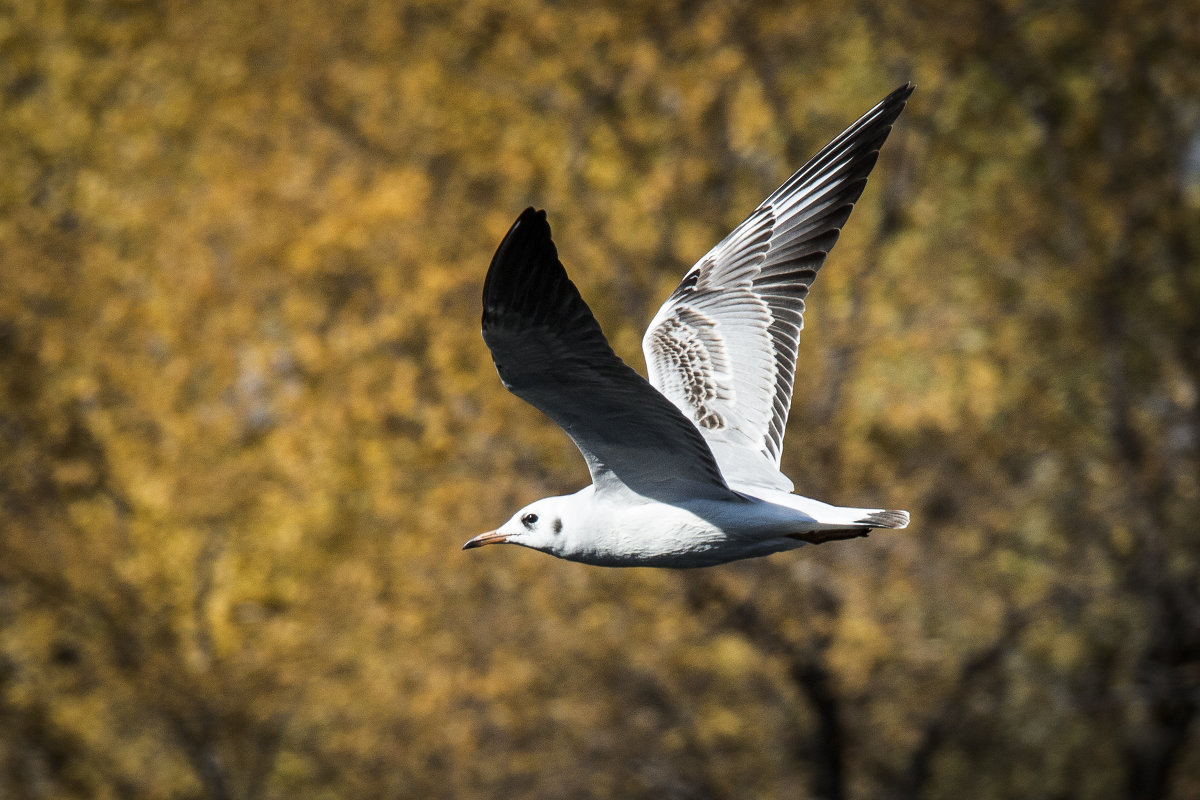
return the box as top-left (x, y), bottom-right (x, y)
top-left (568, 493), bottom-right (809, 568)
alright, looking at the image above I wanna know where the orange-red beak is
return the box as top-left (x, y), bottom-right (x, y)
top-left (462, 530), bottom-right (510, 550)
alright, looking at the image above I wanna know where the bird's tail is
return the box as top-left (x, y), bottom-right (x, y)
top-left (854, 509), bottom-right (909, 529)
top-left (781, 504), bottom-right (910, 544)
top-left (760, 491), bottom-right (911, 532)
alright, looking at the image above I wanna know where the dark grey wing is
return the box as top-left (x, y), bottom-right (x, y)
top-left (483, 208), bottom-right (730, 501)
top-left (643, 83), bottom-right (913, 491)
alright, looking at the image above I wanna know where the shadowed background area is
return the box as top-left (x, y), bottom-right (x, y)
top-left (1, 1), bottom-right (1198, 798)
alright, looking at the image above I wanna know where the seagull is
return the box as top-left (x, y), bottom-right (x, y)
top-left (464, 83), bottom-right (913, 567)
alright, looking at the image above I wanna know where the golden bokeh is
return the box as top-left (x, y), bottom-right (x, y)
top-left (1, 1), bottom-right (1198, 797)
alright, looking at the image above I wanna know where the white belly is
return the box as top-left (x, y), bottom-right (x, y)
top-left (568, 493), bottom-right (813, 568)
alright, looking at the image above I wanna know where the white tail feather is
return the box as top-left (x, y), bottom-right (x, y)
top-left (854, 510), bottom-right (910, 529)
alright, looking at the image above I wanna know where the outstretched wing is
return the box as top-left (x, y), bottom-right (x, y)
top-left (483, 208), bottom-right (731, 501)
top-left (643, 83), bottom-right (913, 491)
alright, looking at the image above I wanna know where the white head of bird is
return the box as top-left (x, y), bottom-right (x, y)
top-left (463, 495), bottom-right (579, 559)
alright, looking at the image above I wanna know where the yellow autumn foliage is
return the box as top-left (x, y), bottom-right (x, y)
top-left (1, 1), bottom-right (1198, 799)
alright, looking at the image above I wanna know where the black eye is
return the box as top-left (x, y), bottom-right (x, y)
top-left (521, 513), bottom-right (538, 527)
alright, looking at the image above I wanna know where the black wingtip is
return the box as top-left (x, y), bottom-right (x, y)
top-left (881, 82), bottom-right (915, 106)
top-left (497, 207), bottom-right (548, 253)
top-left (484, 207), bottom-right (558, 312)
top-left (875, 82), bottom-right (915, 125)
top-left (514, 206), bottom-right (546, 226)
top-left (509, 207), bottom-right (551, 245)
top-left (482, 205), bottom-right (605, 342)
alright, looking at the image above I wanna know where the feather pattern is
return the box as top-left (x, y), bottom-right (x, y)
top-left (642, 83), bottom-right (913, 491)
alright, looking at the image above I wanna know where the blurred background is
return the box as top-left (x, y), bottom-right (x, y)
top-left (1, 0), bottom-right (1198, 798)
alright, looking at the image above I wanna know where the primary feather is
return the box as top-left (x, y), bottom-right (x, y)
top-left (644, 83), bottom-right (913, 491)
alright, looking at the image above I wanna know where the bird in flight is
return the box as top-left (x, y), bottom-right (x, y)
top-left (464, 84), bottom-right (913, 567)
